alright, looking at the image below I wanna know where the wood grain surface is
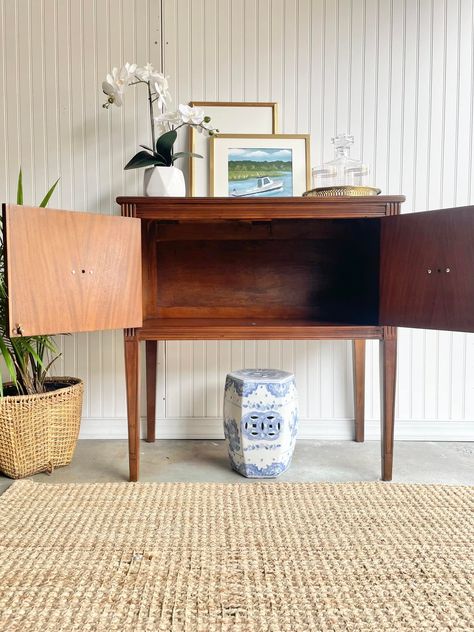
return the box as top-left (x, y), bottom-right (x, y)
top-left (117, 195), bottom-right (405, 221)
top-left (120, 195), bottom-right (406, 482)
top-left (3, 204), bottom-right (142, 336)
top-left (380, 206), bottom-right (474, 332)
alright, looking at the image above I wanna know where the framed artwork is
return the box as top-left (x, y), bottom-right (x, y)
top-left (210, 134), bottom-right (311, 198)
top-left (188, 102), bottom-right (279, 196)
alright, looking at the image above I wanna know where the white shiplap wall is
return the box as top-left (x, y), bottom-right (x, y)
top-left (0, 0), bottom-right (473, 441)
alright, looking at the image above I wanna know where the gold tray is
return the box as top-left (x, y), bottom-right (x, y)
top-left (303, 185), bottom-right (381, 197)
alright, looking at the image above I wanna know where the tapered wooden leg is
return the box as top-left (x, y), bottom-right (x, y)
top-left (124, 333), bottom-right (140, 482)
top-left (352, 339), bottom-right (366, 442)
top-left (380, 328), bottom-right (397, 481)
top-left (146, 340), bottom-right (158, 443)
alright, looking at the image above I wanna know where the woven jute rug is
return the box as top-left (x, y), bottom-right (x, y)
top-left (0, 481), bottom-right (473, 631)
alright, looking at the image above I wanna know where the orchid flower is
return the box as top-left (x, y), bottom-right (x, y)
top-left (102, 79), bottom-right (125, 107)
top-left (102, 62), bottom-right (214, 169)
top-left (178, 104), bottom-right (205, 125)
top-left (135, 62), bottom-right (161, 82)
top-left (154, 110), bottom-right (182, 134)
top-left (155, 110), bottom-right (182, 125)
top-left (102, 63), bottom-right (137, 107)
top-left (154, 78), bottom-right (172, 110)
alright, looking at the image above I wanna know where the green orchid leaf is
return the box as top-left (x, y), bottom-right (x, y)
top-left (155, 130), bottom-right (177, 165)
top-left (139, 145), bottom-right (154, 152)
top-left (124, 151), bottom-right (162, 170)
top-left (16, 168), bottom-right (23, 205)
top-left (38, 178), bottom-right (60, 208)
top-left (152, 151), bottom-right (168, 165)
top-left (171, 151), bottom-right (203, 163)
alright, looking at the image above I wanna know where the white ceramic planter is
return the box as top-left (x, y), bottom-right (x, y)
top-left (143, 166), bottom-right (186, 197)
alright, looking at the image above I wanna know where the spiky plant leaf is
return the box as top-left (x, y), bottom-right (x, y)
top-left (38, 178), bottom-right (60, 207)
top-left (16, 168), bottom-right (23, 205)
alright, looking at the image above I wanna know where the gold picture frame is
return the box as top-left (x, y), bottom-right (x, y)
top-left (210, 134), bottom-right (311, 198)
top-left (188, 102), bottom-right (279, 196)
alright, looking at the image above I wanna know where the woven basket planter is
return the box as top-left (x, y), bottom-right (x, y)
top-left (0, 377), bottom-right (83, 479)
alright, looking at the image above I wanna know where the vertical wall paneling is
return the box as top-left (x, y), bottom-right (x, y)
top-left (0, 0), bottom-right (473, 441)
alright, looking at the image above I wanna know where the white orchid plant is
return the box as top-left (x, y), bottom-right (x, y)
top-left (102, 63), bottom-right (217, 170)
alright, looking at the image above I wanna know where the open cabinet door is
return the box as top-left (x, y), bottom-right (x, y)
top-left (3, 204), bottom-right (142, 336)
top-left (379, 206), bottom-right (474, 332)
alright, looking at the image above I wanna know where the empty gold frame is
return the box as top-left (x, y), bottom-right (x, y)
top-left (188, 102), bottom-right (279, 196)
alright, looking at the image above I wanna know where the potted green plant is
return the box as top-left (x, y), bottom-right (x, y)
top-left (0, 171), bottom-right (84, 478)
top-left (101, 63), bottom-right (217, 196)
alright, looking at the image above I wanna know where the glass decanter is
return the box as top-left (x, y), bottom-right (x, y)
top-left (311, 133), bottom-right (369, 190)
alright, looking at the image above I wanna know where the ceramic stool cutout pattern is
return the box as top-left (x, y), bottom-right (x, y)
top-left (223, 369), bottom-right (298, 478)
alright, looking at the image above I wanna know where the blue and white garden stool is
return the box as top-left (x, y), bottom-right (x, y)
top-left (223, 369), bottom-right (298, 478)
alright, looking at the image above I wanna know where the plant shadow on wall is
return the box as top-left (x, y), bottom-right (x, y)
top-left (101, 63), bottom-right (218, 196)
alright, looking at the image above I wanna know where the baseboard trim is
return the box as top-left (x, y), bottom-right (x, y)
top-left (79, 417), bottom-right (474, 441)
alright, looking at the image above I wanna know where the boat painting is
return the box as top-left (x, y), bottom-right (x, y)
top-left (227, 147), bottom-right (293, 197)
top-left (230, 176), bottom-right (283, 197)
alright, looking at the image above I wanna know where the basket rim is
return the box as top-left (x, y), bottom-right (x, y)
top-left (0, 377), bottom-right (83, 403)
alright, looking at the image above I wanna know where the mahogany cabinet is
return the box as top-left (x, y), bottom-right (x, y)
top-left (3, 196), bottom-right (474, 482)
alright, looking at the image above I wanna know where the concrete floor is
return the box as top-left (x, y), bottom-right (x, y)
top-left (1, 439), bottom-right (473, 494)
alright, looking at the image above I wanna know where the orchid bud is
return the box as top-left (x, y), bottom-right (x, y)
top-left (203, 116), bottom-right (211, 123)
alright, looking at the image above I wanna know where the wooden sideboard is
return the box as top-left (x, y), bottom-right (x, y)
top-left (3, 196), bottom-right (473, 482)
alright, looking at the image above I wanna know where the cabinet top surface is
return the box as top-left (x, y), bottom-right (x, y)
top-left (117, 195), bottom-right (405, 220)
top-left (117, 195), bottom-right (405, 204)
